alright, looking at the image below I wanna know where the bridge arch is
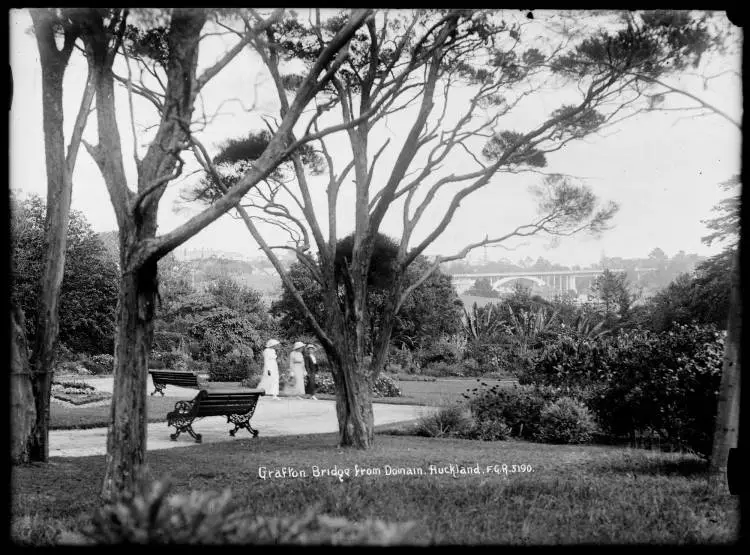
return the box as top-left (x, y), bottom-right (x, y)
top-left (493, 276), bottom-right (546, 290)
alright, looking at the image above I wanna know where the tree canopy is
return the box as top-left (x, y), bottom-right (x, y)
top-left (11, 194), bottom-right (119, 355)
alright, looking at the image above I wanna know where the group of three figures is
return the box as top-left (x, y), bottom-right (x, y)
top-left (258, 338), bottom-right (319, 400)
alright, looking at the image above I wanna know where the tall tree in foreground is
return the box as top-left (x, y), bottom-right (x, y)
top-left (703, 175), bottom-right (741, 491)
top-left (12, 9), bottom-right (96, 464)
top-left (29, 7), bottom-right (371, 499)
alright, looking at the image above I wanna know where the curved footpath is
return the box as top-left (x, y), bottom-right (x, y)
top-left (51, 377), bottom-right (436, 458)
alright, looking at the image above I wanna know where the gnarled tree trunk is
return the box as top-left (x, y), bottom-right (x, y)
top-left (101, 238), bottom-right (159, 500)
top-left (322, 266), bottom-right (375, 448)
top-left (329, 337), bottom-right (375, 448)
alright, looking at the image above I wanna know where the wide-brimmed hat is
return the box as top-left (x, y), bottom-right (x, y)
top-left (265, 339), bottom-right (280, 348)
top-left (292, 341), bottom-right (306, 350)
top-left (305, 344), bottom-right (318, 351)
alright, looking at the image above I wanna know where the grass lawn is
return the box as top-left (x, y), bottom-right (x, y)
top-left (12, 433), bottom-right (738, 545)
top-left (49, 377), bottom-right (508, 430)
top-left (50, 396), bottom-right (179, 430)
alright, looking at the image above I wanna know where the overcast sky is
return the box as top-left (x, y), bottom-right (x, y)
top-left (9, 9), bottom-right (742, 266)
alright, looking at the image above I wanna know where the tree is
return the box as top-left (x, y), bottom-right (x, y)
top-left (702, 175), bottom-right (741, 491)
top-left (158, 288), bottom-right (272, 365)
top-left (272, 241), bottom-right (463, 351)
top-left (644, 251), bottom-right (733, 332)
top-left (28, 7), bottom-right (372, 499)
top-left (187, 9), bottom-right (727, 450)
top-left (11, 194), bottom-right (119, 355)
top-left (590, 269), bottom-right (632, 322)
top-left (13, 8), bottom-right (96, 464)
top-left (648, 247), bottom-right (668, 265)
top-left (394, 257), bottom-right (464, 350)
top-left (465, 277), bottom-right (500, 298)
top-left (702, 176), bottom-right (740, 249)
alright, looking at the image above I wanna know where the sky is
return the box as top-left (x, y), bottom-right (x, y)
top-left (9, 9), bottom-right (743, 267)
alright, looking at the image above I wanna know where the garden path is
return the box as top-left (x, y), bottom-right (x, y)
top-left (50, 376), bottom-right (435, 458)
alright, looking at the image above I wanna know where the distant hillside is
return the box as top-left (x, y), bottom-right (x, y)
top-left (95, 233), bottom-right (284, 301)
top-left (175, 255), bottom-right (282, 303)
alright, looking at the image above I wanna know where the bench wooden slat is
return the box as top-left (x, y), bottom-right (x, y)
top-left (199, 396), bottom-right (262, 404)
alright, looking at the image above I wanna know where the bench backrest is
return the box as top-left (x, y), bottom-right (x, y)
top-left (194, 389), bottom-right (266, 417)
top-left (149, 371), bottom-right (199, 387)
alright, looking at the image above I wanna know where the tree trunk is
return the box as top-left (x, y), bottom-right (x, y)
top-left (330, 335), bottom-right (375, 448)
top-left (709, 248), bottom-right (741, 491)
top-left (11, 304), bottom-right (37, 464)
top-left (101, 254), bottom-right (159, 501)
top-left (324, 275), bottom-right (375, 448)
top-left (27, 42), bottom-right (71, 463)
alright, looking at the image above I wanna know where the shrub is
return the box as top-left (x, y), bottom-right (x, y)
top-left (372, 374), bottom-right (401, 397)
top-left (187, 358), bottom-right (210, 375)
top-left (11, 514), bottom-right (63, 546)
top-left (421, 362), bottom-right (466, 378)
top-left (417, 338), bottom-right (461, 367)
top-left (208, 362), bottom-right (248, 383)
top-left (87, 478), bottom-right (234, 543)
top-left (149, 351), bottom-right (168, 369)
top-left (535, 397), bottom-right (597, 444)
top-left (470, 418), bottom-right (512, 441)
top-left (524, 323), bottom-right (725, 456)
top-left (313, 373), bottom-right (401, 398)
top-left (467, 384), bottom-right (560, 440)
top-left (151, 330), bottom-right (186, 353)
top-left (314, 373), bottom-right (335, 394)
top-left (55, 342), bottom-right (79, 364)
top-left (149, 350), bottom-right (191, 370)
top-left (81, 354), bottom-right (114, 375)
top-left (388, 345), bottom-right (417, 372)
top-left (86, 478), bottom-right (419, 545)
top-left (241, 375), bottom-right (261, 389)
top-left (54, 361), bottom-right (90, 375)
top-left (464, 341), bottom-right (511, 373)
top-left (414, 404), bottom-right (475, 438)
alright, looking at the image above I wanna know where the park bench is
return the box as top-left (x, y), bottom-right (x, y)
top-left (166, 389), bottom-right (266, 443)
top-left (149, 370), bottom-right (200, 396)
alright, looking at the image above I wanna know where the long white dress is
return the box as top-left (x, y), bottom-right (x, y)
top-left (288, 350), bottom-right (306, 395)
top-left (259, 348), bottom-right (279, 396)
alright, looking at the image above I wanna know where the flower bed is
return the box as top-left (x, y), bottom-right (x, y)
top-left (51, 381), bottom-right (111, 405)
top-left (52, 391), bottom-right (112, 405)
top-left (315, 372), bottom-right (402, 397)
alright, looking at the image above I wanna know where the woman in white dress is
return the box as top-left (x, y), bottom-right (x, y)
top-left (259, 338), bottom-right (281, 400)
top-left (287, 341), bottom-right (307, 398)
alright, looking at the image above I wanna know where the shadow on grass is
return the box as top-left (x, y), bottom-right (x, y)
top-left (590, 452), bottom-right (709, 478)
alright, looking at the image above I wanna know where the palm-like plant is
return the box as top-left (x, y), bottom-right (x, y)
top-left (506, 304), bottom-right (560, 354)
top-left (462, 302), bottom-right (504, 341)
top-left (572, 313), bottom-right (609, 340)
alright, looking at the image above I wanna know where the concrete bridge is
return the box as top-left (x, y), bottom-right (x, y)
top-left (450, 268), bottom-right (655, 295)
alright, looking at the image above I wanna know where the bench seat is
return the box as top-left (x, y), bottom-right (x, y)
top-left (166, 389), bottom-right (266, 443)
top-left (149, 370), bottom-right (200, 396)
